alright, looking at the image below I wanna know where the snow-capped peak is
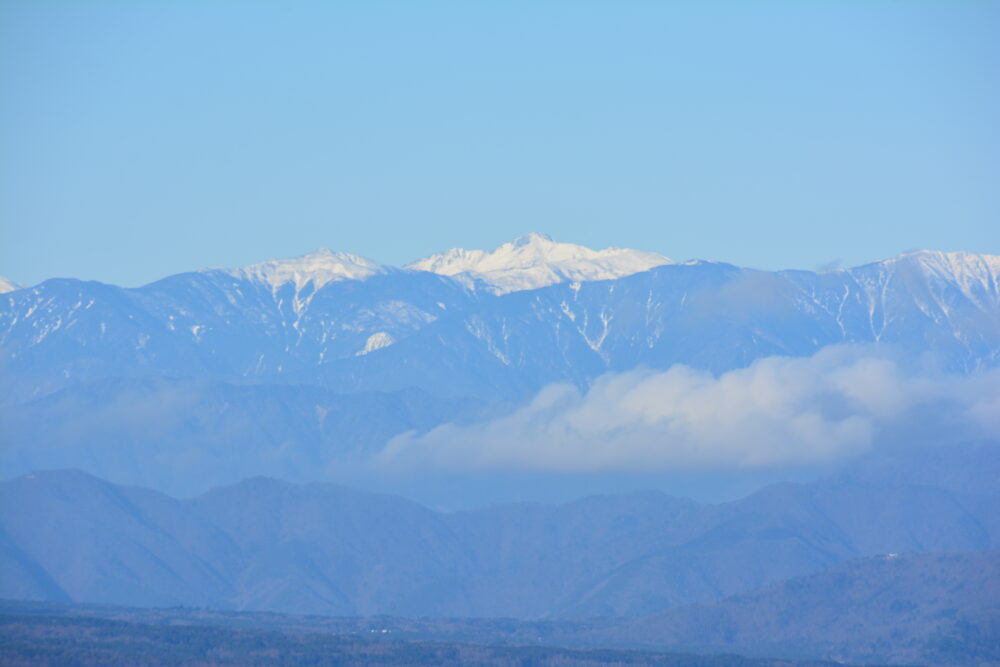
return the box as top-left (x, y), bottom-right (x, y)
top-left (880, 250), bottom-right (1000, 301)
top-left (889, 249), bottom-right (1000, 278)
top-left (0, 277), bottom-right (22, 294)
top-left (219, 249), bottom-right (390, 291)
top-left (407, 233), bottom-right (673, 294)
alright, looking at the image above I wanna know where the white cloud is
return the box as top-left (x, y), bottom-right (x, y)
top-left (377, 345), bottom-right (1000, 472)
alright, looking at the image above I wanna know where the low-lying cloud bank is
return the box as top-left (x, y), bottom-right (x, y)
top-left (378, 346), bottom-right (1000, 472)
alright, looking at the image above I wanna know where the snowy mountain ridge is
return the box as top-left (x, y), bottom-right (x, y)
top-left (883, 250), bottom-right (1000, 293)
top-left (3, 238), bottom-right (999, 407)
top-left (215, 249), bottom-right (392, 292)
top-left (4, 240), bottom-right (997, 299)
top-left (210, 233), bottom-right (674, 296)
top-left (0, 277), bottom-right (21, 294)
top-left (406, 232), bottom-right (674, 294)
top-left (206, 237), bottom-right (999, 300)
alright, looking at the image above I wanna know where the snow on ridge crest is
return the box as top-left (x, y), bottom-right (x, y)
top-left (407, 232), bottom-right (674, 294)
top-left (223, 248), bottom-right (390, 291)
top-left (870, 250), bottom-right (1000, 289)
top-left (890, 249), bottom-right (1000, 276)
top-left (857, 250), bottom-right (1000, 306)
top-left (0, 277), bottom-right (22, 294)
top-left (211, 239), bottom-right (999, 298)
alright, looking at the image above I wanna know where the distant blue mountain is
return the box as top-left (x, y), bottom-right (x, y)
top-left (1, 377), bottom-right (480, 494)
top-left (1, 444), bottom-right (997, 619)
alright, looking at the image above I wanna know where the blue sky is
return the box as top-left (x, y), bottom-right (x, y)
top-left (2, 1), bottom-right (997, 287)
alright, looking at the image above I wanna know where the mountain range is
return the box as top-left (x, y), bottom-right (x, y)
top-left (598, 549), bottom-right (1000, 665)
top-left (3, 234), bottom-right (999, 665)
top-left (2, 234), bottom-right (999, 494)
top-left (4, 234), bottom-right (999, 400)
top-left (2, 444), bottom-right (997, 619)
top-left (2, 442), bottom-right (998, 665)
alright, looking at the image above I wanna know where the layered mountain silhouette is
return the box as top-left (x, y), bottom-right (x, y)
top-left (596, 550), bottom-right (1000, 665)
top-left (3, 236), bottom-right (999, 666)
top-left (2, 236), bottom-right (999, 494)
top-left (2, 444), bottom-right (997, 620)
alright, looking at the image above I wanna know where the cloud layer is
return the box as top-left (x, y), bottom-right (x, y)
top-left (378, 346), bottom-right (1000, 473)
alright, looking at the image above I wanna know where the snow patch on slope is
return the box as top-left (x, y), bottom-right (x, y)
top-left (407, 233), bottom-right (673, 294)
top-left (218, 249), bottom-right (390, 291)
top-left (357, 331), bottom-right (396, 356)
top-left (889, 250), bottom-right (1000, 283)
top-left (865, 250), bottom-right (1000, 308)
top-left (0, 277), bottom-right (23, 294)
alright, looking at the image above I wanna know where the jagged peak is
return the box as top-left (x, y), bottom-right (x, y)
top-left (406, 234), bottom-right (673, 294)
top-left (510, 232), bottom-right (553, 247)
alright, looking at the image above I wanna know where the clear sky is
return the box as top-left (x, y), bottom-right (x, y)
top-left (1, 1), bottom-right (997, 287)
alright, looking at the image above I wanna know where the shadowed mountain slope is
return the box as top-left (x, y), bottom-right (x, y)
top-left (2, 445), bottom-right (996, 620)
top-left (602, 550), bottom-right (1000, 666)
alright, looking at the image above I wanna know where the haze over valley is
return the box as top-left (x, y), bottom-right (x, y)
top-left (3, 2), bottom-right (998, 663)
top-left (2, 235), bottom-right (999, 664)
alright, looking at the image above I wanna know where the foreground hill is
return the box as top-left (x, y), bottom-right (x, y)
top-left (600, 550), bottom-right (1000, 666)
top-left (3, 549), bottom-right (997, 666)
top-left (0, 605), bottom-right (847, 667)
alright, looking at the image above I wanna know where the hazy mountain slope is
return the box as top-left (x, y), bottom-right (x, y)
top-left (0, 378), bottom-right (478, 495)
top-left (3, 446), bottom-right (997, 619)
top-left (836, 441), bottom-right (1000, 498)
top-left (0, 529), bottom-right (70, 602)
top-left (551, 468), bottom-right (997, 618)
top-left (441, 493), bottom-right (704, 618)
top-left (607, 550), bottom-right (1000, 666)
top-left (0, 470), bottom-right (237, 607)
top-left (191, 477), bottom-right (477, 616)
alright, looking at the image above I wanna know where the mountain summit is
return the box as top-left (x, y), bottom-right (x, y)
top-left (202, 234), bottom-right (669, 296)
top-left (407, 232), bottom-right (673, 294)
top-left (216, 249), bottom-right (390, 291)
